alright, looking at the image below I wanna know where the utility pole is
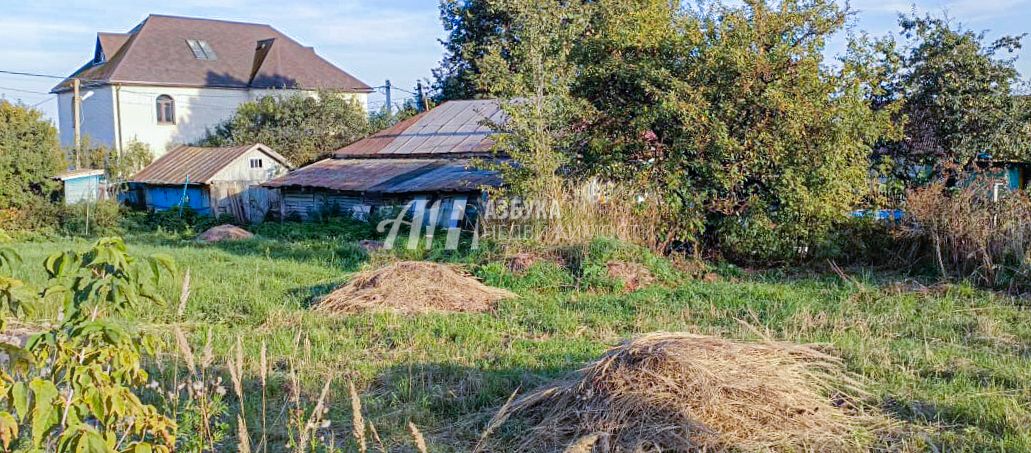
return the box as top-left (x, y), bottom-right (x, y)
top-left (417, 80), bottom-right (430, 112)
top-left (384, 79), bottom-right (392, 117)
top-left (72, 78), bottom-right (82, 169)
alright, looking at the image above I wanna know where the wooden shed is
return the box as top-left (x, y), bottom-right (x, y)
top-left (126, 143), bottom-right (292, 222)
top-left (262, 100), bottom-right (504, 223)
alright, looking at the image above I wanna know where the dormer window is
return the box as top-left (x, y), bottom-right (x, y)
top-left (186, 39), bottom-right (217, 60)
top-left (156, 95), bottom-right (175, 124)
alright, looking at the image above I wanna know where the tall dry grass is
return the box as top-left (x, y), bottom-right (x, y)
top-left (481, 179), bottom-right (671, 252)
top-left (905, 178), bottom-right (1031, 291)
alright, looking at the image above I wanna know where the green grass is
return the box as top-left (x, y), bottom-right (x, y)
top-left (5, 227), bottom-right (1031, 451)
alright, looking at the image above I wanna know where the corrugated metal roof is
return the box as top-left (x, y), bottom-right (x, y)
top-left (130, 143), bottom-right (291, 185)
top-left (54, 169), bottom-right (105, 181)
top-left (263, 158), bottom-right (501, 194)
top-left (334, 100), bottom-right (505, 158)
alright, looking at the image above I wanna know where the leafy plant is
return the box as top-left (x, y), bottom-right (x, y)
top-left (0, 101), bottom-right (63, 231)
top-left (0, 238), bottom-right (178, 452)
top-left (200, 92), bottom-right (371, 166)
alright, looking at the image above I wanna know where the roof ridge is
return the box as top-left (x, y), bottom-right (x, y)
top-left (146, 14), bottom-right (275, 28)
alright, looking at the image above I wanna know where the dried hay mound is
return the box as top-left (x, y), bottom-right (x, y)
top-left (606, 261), bottom-right (655, 291)
top-left (316, 261), bottom-right (516, 314)
top-left (490, 332), bottom-right (887, 452)
top-left (197, 224), bottom-right (253, 243)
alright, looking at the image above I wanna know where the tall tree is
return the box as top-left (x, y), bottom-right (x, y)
top-left (572, 0), bottom-right (900, 261)
top-left (433, 0), bottom-right (511, 100)
top-left (200, 92), bottom-right (370, 165)
top-left (876, 15), bottom-right (1030, 185)
top-left (0, 101), bottom-right (63, 229)
top-left (476, 0), bottom-right (592, 197)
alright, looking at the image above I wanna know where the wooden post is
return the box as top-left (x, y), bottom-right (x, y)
top-left (384, 79), bottom-right (392, 117)
top-left (417, 81), bottom-right (429, 112)
top-left (72, 78), bottom-right (82, 168)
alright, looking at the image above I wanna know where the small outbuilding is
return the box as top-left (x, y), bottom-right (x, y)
top-left (263, 99), bottom-right (504, 224)
top-left (126, 143), bottom-right (292, 222)
top-left (55, 169), bottom-right (106, 205)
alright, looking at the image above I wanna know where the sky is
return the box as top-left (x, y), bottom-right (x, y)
top-left (0, 0), bottom-right (1029, 125)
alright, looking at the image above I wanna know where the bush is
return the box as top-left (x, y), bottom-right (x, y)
top-left (121, 208), bottom-right (236, 236)
top-left (59, 200), bottom-right (124, 237)
top-left (200, 92), bottom-right (371, 166)
top-left (0, 101), bottom-right (64, 230)
top-left (905, 178), bottom-right (1031, 292)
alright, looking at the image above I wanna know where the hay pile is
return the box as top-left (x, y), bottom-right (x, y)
top-left (197, 224), bottom-right (253, 243)
top-left (489, 333), bottom-right (885, 452)
top-left (316, 261), bottom-right (516, 314)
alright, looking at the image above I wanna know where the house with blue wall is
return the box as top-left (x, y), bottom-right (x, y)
top-left (126, 143), bottom-right (292, 222)
top-left (55, 169), bottom-right (106, 205)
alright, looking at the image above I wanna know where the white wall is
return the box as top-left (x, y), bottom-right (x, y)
top-left (59, 85), bottom-right (368, 159)
top-left (211, 147), bottom-right (291, 183)
top-left (58, 86), bottom-right (117, 150)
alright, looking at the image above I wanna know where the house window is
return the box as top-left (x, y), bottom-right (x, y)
top-left (156, 95), bottom-right (175, 124)
top-left (186, 39), bottom-right (217, 60)
top-left (249, 158), bottom-right (263, 169)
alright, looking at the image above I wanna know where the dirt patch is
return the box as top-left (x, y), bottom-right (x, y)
top-left (606, 261), bottom-right (655, 291)
top-left (197, 224), bottom-right (254, 243)
top-left (488, 332), bottom-right (887, 452)
top-left (316, 261), bottom-right (517, 314)
top-left (358, 239), bottom-right (385, 253)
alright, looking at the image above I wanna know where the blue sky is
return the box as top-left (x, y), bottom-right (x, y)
top-left (0, 0), bottom-right (1028, 124)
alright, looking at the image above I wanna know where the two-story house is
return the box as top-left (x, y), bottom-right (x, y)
top-left (52, 14), bottom-right (372, 158)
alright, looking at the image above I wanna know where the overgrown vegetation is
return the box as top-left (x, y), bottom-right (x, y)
top-left (905, 177), bottom-right (1031, 292)
top-left (0, 101), bottom-right (63, 231)
top-left (2, 230), bottom-right (1029, 450)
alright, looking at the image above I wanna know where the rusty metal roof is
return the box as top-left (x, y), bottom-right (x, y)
top-left (130, 143), bottom-right (291, 185)
top-left (334, 100), bottom-right (505, 158)
top-left (263, 158), bottom-right (501, 194)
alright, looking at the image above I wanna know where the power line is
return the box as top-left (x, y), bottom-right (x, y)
top-left (0, 69), bottom-right (66, 80)
top-left (0, 85), bottom-right (52, 95)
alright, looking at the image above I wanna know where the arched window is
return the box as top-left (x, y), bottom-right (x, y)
top-left (156, 95), bottom-right (175, 124)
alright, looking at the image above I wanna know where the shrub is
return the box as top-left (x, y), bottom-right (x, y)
top-left (0, 101), bottom-right (63, 231)
top-left (59, 200), bottom-right (124, 237)
top-left (0, 238), bottom-right (177, 451)
top-left (904, 178), bottom-right (1031, 292)
top-left (200, 92), bottom-right (371, 166)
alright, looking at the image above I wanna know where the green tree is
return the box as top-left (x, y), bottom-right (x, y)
top-left (0, 101), bottom-right (63, 230)
top-left (572, 0), bottom-right (899, 262)
top-left (200, 92), bottom-right (371, 165)
top-left (433, 0), bottom-right (512, 101)
top-left (875, 15), bottom-right (1030, 185)
top-left (477, 0), bottom-right (593, 198)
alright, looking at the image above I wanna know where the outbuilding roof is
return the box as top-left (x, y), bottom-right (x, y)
top-left (54, 169), bottom-right (105, 181)
top-left (334, 100), bottom-right (505, 158)
top-left (53, 15), bottom-right (371, 93)
top-left (262, 158), bottom-right (501, 194)
top-left (130, 143), bottom-right (291, 185)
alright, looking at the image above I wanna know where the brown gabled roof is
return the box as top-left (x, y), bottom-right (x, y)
top-left (53, 15), bottom-right (371, 93)
top-left (131, 143), bottom-right (291, 185)
top-left (262, 158), bottom-right (501, 194)
top-left (334, 100), bottom-right (505, 158)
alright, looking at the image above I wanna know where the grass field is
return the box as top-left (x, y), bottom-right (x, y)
top-left (5, 225), bottom-right (1031, 451)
